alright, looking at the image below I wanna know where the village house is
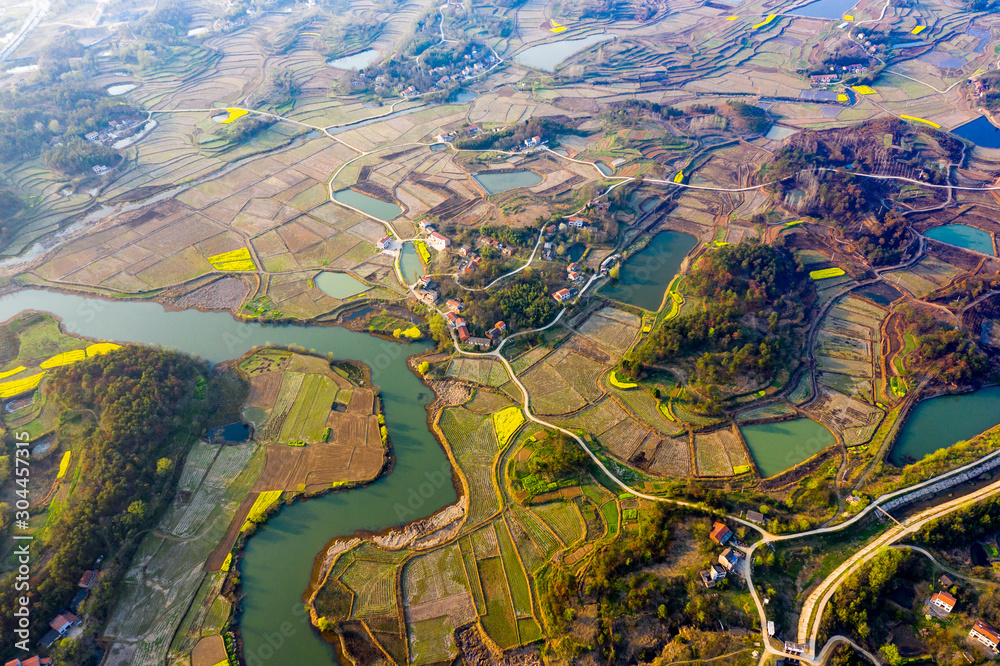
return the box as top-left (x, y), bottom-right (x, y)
top-left (699, 563), bottom-right (727, 588)
top-left (566, 217), bottom-right (588, 229)
top-left (455, 319), bottom-right (470, 341)
top-left (427, 231), bottom-right (452, 251)
top-left (552, 288), bottom-right (573, 303)
top-left (49, 613), bottom-right (80, 636)
top-left (709, 522), bottom-right (733, 545)
top-left (718, 547), bottom-right (745, 572)
top-left (416, 289), bottom-right (439, 305)
top-left (5, 656), bottom-right (53, 666)
top-left (809, 73), bottom-right (839, 86)
top-left (970, 619), bottom-right (1000, 652)
top-left (467, 336), bottom-right (491, 348)
top-left (459, 244), bottom-right (473, 256)
top-left (419, 219), bottom-right (435, 232)
top-left (78, 570), bottom-right (98, 588)
top-left (375, 234), bottom-right (394, 250)
top-left (929, 591), bottom-right (956, 615)
top-left (747, 510), bottom-right (765, 524)
top-left (445, 299), bottom-right (464, 313)
top-left (567, 263), bottom-right (583, 282)
top-left (939, 574), bottom-right (955, 588)
top-left (843, 63), bottom-right (868, 74)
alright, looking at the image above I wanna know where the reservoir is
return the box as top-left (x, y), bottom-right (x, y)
top-left (315, 271), bottom-right (369, 299)
top-left (333, 189), bottom-right (403, 221)
top-left (399, 242), bottom-right (424, 284)
top-left (889, 386), bottom-right (1000, 466)
top-left (515, 34), bottom-right (616, 72)
top-left (740, 418), bottom-right (837, 478)
top-left (328, 49), bottom-right (380, 70)
top-left (599, 230), bottom-right (698, 311)
top-left (786, 0), bottom-right (858, 19)
top-left (924, 224), bottom-right (995, 255)
top-left (952, 116), bottom-right (1000, 149)
top-left (473, 170), bottom-right (542, 194)
top-left (0, 289), bottom-right (456, 665)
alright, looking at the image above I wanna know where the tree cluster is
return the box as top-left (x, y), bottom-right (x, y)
top-left (636, 241), bottom-right (810, 398)
top-left (0, 347), bottom-right (211, 661)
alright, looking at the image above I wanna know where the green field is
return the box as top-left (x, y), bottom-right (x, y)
top-left (279, 373), bottom-right (338, 443)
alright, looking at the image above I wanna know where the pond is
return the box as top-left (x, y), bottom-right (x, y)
top-left (106, 83), bottom-right (136, 96)
top-left (888, 386), bottom-right (1000, 466)
top-left (952, 115), bottom-right (1000, 149)
top-left (595, 161), bottom-right (613, 176)
top-left (205, 422), bottom-right (251, 443)
top-left (314, 271), bottom-right (369, 299)
top-left (599, 230), bottom-right (698, 311)
top-left (515, 34), bottom-right (616, 72)
top-left (855, 282), bottom-right (903, 306)
top-left (333, 189), bottom-right (403, 221)
top-left (924, 224), bottom-right (995, 255)
top-left (567, 243), bottom-right (586, 262)
top-left (399, 242), bottom-right (424, 284)
top-left (473, 170), bottom-right (543, 194)
top-left (0, 289), bottom-right (456, 665)
top-left (328, 49), bottom-right (380, 70)
top-left (786, 0), bottom-right (858, 19)
top-left (740, 418), bottom-right (837, 478)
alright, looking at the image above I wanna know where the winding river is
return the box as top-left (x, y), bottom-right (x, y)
top-left (0, 290), bottom-right (455, 664)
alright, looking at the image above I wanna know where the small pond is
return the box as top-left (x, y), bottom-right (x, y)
top-left (473, 170), bottom-right (542, 194)
top-left (328, 49), bottom-right (380, 70)
top-left (600, 230), bottom-right (698, 311)
top-left (952, 115), bottom-right (1000, 149)
top-left (515, 34), bottom-right (616, 72)
top-left (314, 271), bottom-right (369, 299)
top-left (399, 242), bottom-right (424, 284)
top-left (786, 0), bottom-right (858, 19)
top-left (205, 422), bottom-right (251, 443)
top-left (333, 189), bottom-right (402, 221)
top-left (595, 161), bottom-right (613, 176)
top-left (106, 83), bottom-right (136, 96)
top-left (567, 243), bottom-right (586, 262)
top-left (739, 418), bottom-right (837, 478)
top-left (889, 386), bottom-right (1000, 466)
top-left (924, 224), bottom-right (995, 255)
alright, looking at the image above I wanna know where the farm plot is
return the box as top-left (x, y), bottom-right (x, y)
top-left (545, 346), bottom-right (609, 402)
top-left (532, 501), bottom-right (585, 547)
top-left (494, 520), bottom-right (534, 618)
top-left (597, 416), bottom-right (650, 462)
top-left (809, 387), bottom-right (884, 447)
top-left (278, 372), bottom-right (338, 443)
top-left (694, 430), bottom-right (736, 477)
top-left (439, 408), bottom-right (500, 524)
top-left (554, 396), bottom-right (629, 437)
top-left (609, 386), bottom-right (684, 436)
top-left (576, 308), bottom-right (641, 354)
top-left (477, 557), bottom-right (519, 649)
top-left (633, 434), bottom-right (692, 477)
top-left (341, 558), bottom-right (399, 619)
top-left (509, 505), bottom-right (562, 558)
top-left (447, 357), bottom-right (509, 386)
top-left (403, 544), bottom-right (469, 605)
top-left (519, 361), bottom-right (586, 415)
top-left (102, 441), bottom-right (261, 665)
top-left (736, 402), bottom-right (797, 423)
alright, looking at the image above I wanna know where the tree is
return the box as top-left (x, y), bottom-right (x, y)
top-left (417, 361), bottom-right (430, 374)
top-left (879, 644), bottom-right (901, 666)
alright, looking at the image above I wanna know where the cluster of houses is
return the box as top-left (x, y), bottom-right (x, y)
top-left (84, 115), bottom-right (145, 147)
top-left (808, 64), bottom-right (868, 87)
top-left (920, 574), bottom-right (1000, 655)
top-left (435, 125), bottom-right (481, 144)
top-left (552, 287), bottom-right (579, 304)
top-left (698, 523), bottom-right (746, 588)
top-left (38, 566), bottom-right (101, 649)
top-left (442, 298), bottom-right (505, 348)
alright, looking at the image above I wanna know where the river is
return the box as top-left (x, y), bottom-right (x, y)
top-left (0, 289), bottom-right (456, 665)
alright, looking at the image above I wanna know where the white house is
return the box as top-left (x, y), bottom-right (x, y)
top-left (930, 591), bottom-right (956, 614)
top-left (375, 234), bottom-right (393, 250)
top-left (971, 619), bottom-right (1000, 652)
top-left (427, 231), bottom-right (452, 251)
